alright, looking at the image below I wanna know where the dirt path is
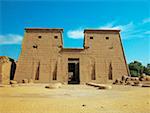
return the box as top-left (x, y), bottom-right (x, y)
top-left (0, 84), bottom-right (149, 113)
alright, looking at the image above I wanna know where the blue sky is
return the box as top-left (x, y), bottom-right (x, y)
top-left (0, 0), bottom-right (150, 65)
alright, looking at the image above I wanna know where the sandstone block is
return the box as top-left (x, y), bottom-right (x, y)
top-left (10, 80), bottom-right (17, 84)
top-left (45, 82), bottom-right (62, 89)
top-left (86, 82), bottom-right (112, 89)
top-left (22, 79), bottom-right (28, 83)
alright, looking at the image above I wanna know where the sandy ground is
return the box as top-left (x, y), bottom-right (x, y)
top-left (0, 84), bottom-right (150, 113)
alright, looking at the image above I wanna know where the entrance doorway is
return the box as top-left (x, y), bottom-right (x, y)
top-left (68, 58), bottom-right (80, 84)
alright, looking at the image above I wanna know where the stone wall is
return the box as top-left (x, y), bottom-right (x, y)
top-left (14, 28), bottom-right (63, 83)
top-left (84, 30), bottom-right (129, 83)
top-left (0, 56), bottom-right (12, 85)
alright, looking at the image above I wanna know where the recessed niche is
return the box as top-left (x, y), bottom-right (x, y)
top-left (33, 45), bottom-right (38, 49)
top-left (54, 36), bottom-right (58, 39)
top-left (106, 37), bottom-right (109, 40)
top-left (90, 37), bottom-right (93, 39)
top-left (38, 36), bottom-right (42, 39)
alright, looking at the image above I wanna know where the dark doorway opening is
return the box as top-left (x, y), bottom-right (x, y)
top-left (10, 60), bottom-right (16, 80)
top-left (68, 58), bottom-right (80, 84)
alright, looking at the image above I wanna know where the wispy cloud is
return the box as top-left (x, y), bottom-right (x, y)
top-left (67, 18), bottom-right (149, 40)
top-left (0, 34), bottom-right (23, 44)
top-left (142, 18), bottom-right (150, 24)
top-left (99, 22), bottom-right (134, 32)
top-left (67, 28), bottom-right (84, 39)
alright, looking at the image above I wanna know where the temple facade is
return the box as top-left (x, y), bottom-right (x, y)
top-left (14, 28), bottom-right (129, 84)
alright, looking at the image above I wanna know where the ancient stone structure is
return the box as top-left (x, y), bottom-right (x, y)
top-left (14, 28), bottom-right (129, 84)
top-left (0, 56), bottom-right (12, 84)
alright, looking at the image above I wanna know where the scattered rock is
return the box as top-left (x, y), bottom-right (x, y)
top-left (130, 77), bottom-right (139, 81)
top-left (131, 81), bottom-right (140, 86)
top-left (125, 77), bottom-right (131, 82)
top-left (138, 83), bottom-right (143, 87)
top-left (113, 75), bottom-right (150, 87)
top-left (134, 81), bottom-right (140, 84)
top-left (113, 79), bottom-right (119, 84)
top-left (135, 77), bottom-right (139, 81)
top-left (86, 82), bottom-right (112, 89)
top-left (10, 80), bottom-right (17, 84)
top-left (45, 84), bottom-right (58, 89)
top-left (120, 80), bottom-right (123, 84)
top-left (22, 79), bottom-right (28, 83)
top-left (145, 76), bottom-right (150, 81)
top-left (122, 75), bottom-right (128, 81)
top-left (45, 82), bottom-right (62, 89)
top-left (113, 79), bottom-right (124, 85)
top-left (139, 75), bottom-right (147, 81)
top-left (125, 78), bottom-right (128, 83)
top-left (130, 78), bottom-right (134, 81)
top-left (99, 85), bottom-right (112, 89)
top-left (142, 84), bottom-right (150, 87)
top-left (125, 81), bottom-right (133, 85)
top-left (139, 77), bottom-right (145, 81)
top-left (130, 82), bottom-right (135, 86)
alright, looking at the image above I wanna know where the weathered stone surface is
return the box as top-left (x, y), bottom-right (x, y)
top-left (98, 85), bottom-right (112, 89)
top-left (121, 75), bottom-right (128, 81)
top-left (131, 81), bottom-right (140, 86)
top-left (45, 83), bottom-right (62, 89)
top-left (0, 56), bottom-right (12, 85)
top-left (113, 79), bottom-right (124, 85)
top-left (125, 81), bottom-right (133, 85)
top-left (86, 82), bottom-right (112, 89)
top-left (142, 84), bottom-right (150, 87)
top-left (22, 79), bottom-right (28, 83)
top-left (139, 75), bottom-right (150, 81)
top-left (145, 76), bottom-right (150, 81)
top-left (28, 79), bottom-right (33, 83)
top-left (10, 80), bottom-right (17, 84)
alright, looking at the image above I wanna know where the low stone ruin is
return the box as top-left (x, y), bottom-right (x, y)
top-left (113, 74), bottom-right (150, 87)
top-left (86, 82), bottom-right (112, 89)
top-left (0, 56), bottom-right (12, 85)
top-left (22, 79), bottom-right (28, 83)
top-left (45, 82), bottom-right (62, 89)
top-left (10, 80), bottom-right (17, 84)
top-left (9, 78), bottom-right (34, 87)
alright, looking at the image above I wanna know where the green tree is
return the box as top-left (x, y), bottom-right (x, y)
top-left (143, 64), bottom-right (150, 75)
top-left (147, 64), bottom-right (150, 68)
top-left (128, 61), bottom-right (144, 77)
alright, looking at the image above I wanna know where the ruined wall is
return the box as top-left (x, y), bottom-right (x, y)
top-left (0, 57), bottom-right (11, 85)
top-left (84, 30), bottom-right (129, 83)
top-left (14, 29), bottom-right (63, 83)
